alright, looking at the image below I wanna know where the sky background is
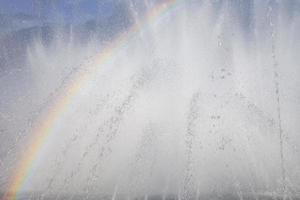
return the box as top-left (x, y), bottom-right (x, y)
top-left (0, 0), bottom-right (119, 23)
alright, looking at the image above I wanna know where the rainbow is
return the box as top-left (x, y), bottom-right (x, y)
top-left (3, 0), bottom-right (185, 199)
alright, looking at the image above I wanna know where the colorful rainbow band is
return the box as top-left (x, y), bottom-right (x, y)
top-left (3, 0), bottom-right (185, 199)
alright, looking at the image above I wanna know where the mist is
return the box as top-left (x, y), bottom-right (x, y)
top-left (1, 1), bottom-right (300, 199)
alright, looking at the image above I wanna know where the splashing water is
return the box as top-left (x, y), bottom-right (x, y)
top-left (1, 1), bottom-right (300, 199)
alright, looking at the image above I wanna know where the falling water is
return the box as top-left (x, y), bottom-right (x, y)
top-left (0, 0), bottom-right (300, 199)
top-left (268, 3), bottom-right (286, 197)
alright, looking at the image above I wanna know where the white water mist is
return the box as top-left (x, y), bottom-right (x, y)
top-left (1, 1), bottom-right (300, 199)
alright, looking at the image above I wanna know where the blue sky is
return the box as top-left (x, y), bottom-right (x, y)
top-left (0, 0), bottom-right (119, 23)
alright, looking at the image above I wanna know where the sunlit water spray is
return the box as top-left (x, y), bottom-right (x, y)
top-left (1, 1), bottom-right (300, 199)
